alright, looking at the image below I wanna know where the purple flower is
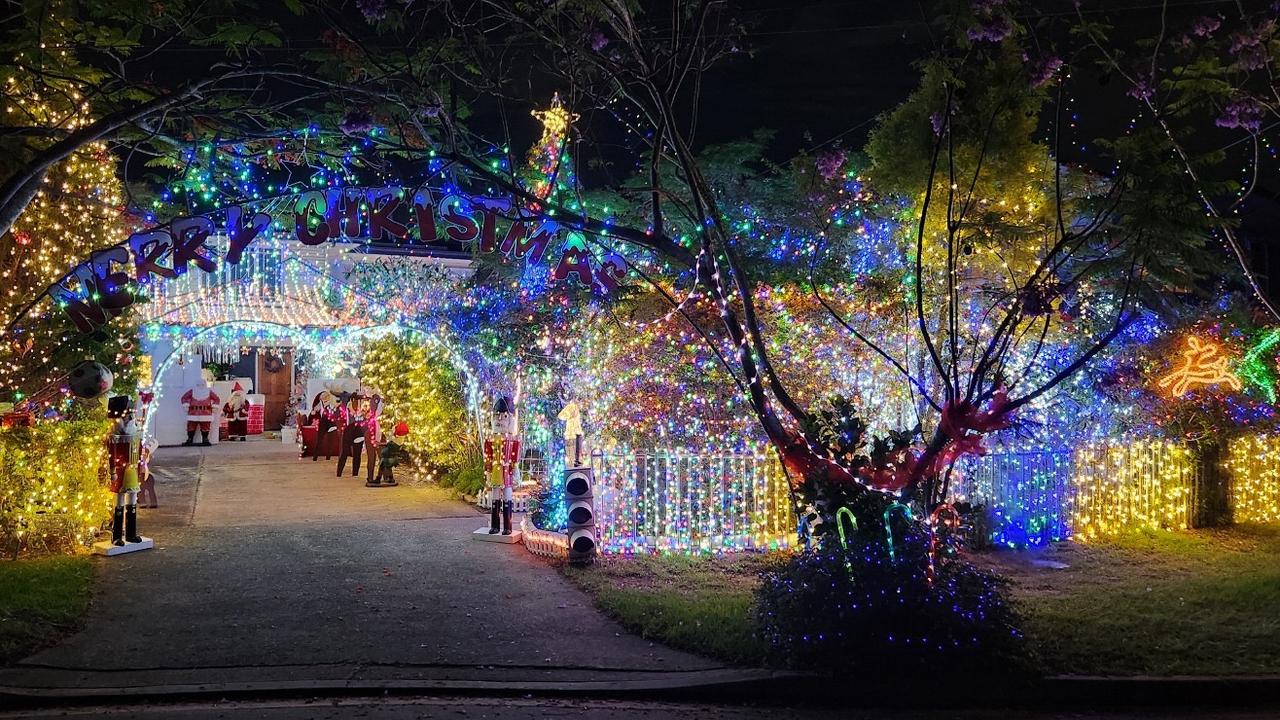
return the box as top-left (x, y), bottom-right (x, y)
top-left (816, 150), bottom-right (847, 181)
top-left (588, 30), bottom-right (609, 52)
top-left (357, 0), bottom-right (387, 21)
top-left (1191, 16), bottom-right (1221, 38)
top-left (1230, 21), bottom-right (1275, 70)
top-left (967, 0), bottom-right (1012, 43)
top-left (1028, 54), bottom-right (1064, 88)
top-left (339, 108), bottom-right (375, 135)
top-left (1216, 97), bottom-right (1267, 133)
top-left (1126, 79), bottom-right (1154, 102)
top-left (967, 14), bottom-right (1013, 43)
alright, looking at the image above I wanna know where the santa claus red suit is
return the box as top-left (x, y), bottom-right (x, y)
top-left (180, 384), bottom-right (220, 447)
top-left (222, 382), bottom-right (250, 441)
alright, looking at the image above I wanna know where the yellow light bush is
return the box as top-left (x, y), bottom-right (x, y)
top-left (0, 420), bottom-right (112, 558)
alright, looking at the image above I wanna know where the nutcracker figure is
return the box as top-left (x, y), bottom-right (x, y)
top-left (368, 421), bottom-right (409, 487)
top-left (106, 396), bottom-right (143, 546)
top-left (179, 382), bottom-right (220, 447)
top-left (222, 382), bottom-right (250, 441)
top-left (483, 396), bottom-right (521, 535)
top-left (337, 389), bottom-right (380, 478)
top-left (309, 382), bottom-right (344, 461)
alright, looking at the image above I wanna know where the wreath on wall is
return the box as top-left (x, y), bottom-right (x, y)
top-left (263, 353), bottom-right (286, 374)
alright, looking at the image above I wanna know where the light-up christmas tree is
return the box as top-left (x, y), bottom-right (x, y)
top-left (1, 73), bottom-right (141, 407)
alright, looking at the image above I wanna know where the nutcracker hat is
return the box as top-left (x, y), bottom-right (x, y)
top-left (493, 396), bottom-right (514, 414)
top-left (394, 421), bottom-right (409, 437)
top-left (106, 395), bottom-right (134, 418)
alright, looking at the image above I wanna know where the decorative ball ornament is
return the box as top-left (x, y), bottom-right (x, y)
top-left (67, 361), bottom-right (114, 399)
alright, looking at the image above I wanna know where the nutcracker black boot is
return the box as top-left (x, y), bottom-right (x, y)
top-left (488, 502), bottom-right (501, 534)
top-left (125, 504), bottom-right (142, 543)
top-left (502, 500), bottom-right (514, 536)
top-left (111, 506), bottom-right (125, 546)
top-left (183, 430), bottom-right (195, 446)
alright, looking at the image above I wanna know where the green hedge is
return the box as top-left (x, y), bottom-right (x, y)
top-left (0, 420), bottom-right (113, 558)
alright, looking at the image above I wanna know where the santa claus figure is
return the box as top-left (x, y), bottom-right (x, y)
top-left (106, 396), bottom-right (143, 546)
top-left (484, 396), bottom-right (521, 535)
top-left (222, 382), bottom-right (250, 441)
top-left (180, 382), bottom-right (220, 447)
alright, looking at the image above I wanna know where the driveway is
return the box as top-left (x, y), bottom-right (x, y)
top-left (0, 440), bottom-right (728, 695)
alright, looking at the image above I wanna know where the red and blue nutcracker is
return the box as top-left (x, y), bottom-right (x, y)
top-left (106, 396), bottom-right (144, 546)
top-left (483, 396), bottom-right (521, 535)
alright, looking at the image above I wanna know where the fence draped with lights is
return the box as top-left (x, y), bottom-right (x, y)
top-left (960, 438), bottom-right (1199, 545)
top-left (1225, 435), bottom-right (1280, 523)
top-left (589, 449), bottom-right (795, 554)
top-left (1069, 440), bottom-right (1196, 540)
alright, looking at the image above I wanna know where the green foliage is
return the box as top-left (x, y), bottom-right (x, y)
top-left (0, 555), bottom-right (94, 663)
top-left (0, 419), bottom-right (113, 558)
top-left (441, 456), bottom-right (486, 497)
top-left (865, 43), bottom-right (1049, 200)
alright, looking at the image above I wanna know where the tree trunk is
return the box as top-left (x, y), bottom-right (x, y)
top-left (1192, 439), bottom-right (1231, 528)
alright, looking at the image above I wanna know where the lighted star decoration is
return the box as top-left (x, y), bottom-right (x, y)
top-left (531, 92), bottom-right (579, 140)
top-left (1157, 335), bottom-right (1243, 397)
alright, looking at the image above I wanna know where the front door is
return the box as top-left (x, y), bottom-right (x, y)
top-left (256, 350), bottom-right (293, 430)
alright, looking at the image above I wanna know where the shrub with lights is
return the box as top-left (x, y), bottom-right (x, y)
top-left (0, 415), bottom-right (113, 558)
top-left (756, 398), bottom-right (1027, 675)
top-left (757, 521), bottom-right (1025, 677)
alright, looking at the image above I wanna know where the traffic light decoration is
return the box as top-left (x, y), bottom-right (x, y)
top-left (565, 466), bottom-right (596, 564)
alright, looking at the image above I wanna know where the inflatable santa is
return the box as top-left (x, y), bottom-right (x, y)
top-left (180, 382), bottom-right (220, 447)
top-left (222, 382), bottom-right (250, 442)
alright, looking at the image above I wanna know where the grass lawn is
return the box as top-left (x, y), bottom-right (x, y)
top-left (977, 523), bottom-right (1280, 677)
top-left (0, 555), bottom-right (95, 665)
top-left (560, 553), bottom-right (782, 666)
top-left (561, 524), bottom-right (1280, 676)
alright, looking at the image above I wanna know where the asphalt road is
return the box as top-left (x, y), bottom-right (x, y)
top-left (4, 696), bottom-right (1279, 720)
top-left (1, 442), bottom-right (717, 695)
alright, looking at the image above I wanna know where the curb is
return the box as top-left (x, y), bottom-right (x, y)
top-left (0, 667), bottom-right (804, 708)
top-left (4, 669), bottom-right (1280, 709)
top-left (1039, 674), bottom-right (1280, 705)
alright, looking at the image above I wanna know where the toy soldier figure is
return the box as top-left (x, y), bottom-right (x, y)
top-left (483, 397), bottom-right (521, 535)
top-left (106, 396), bottom-right (143, 546)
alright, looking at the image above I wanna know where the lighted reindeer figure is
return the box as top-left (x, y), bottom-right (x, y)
top-left (1157, 336), bottom-right (1243, 398)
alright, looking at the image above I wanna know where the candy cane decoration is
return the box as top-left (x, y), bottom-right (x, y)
top-left (927, 503), bottom-right (961, 585)
top-left (835, 506), bottom-right (859, 576)
top-left (883, 501), bottom-right (914, 562)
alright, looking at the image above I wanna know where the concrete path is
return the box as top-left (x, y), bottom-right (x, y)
top-left (1, 440), bottom-right (726, 696)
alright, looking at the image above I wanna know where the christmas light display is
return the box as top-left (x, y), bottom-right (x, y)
top-left (1158, 336), bottom-right (1242, 398)
top-left (0, 419), bottom-right (113, 556)
top-left (1225, 435), bottom-right (1280, 523)
top-left (358, 334), bottom-right (473, 481)
top-left (1, 75), bottom-right (140, 404)
top-left (589, 447), bottom-right (794, 554)
top-left (1069, 439), bottom-right (1195, 540)
top-left (958, 449), bottom-right (1072, 547)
